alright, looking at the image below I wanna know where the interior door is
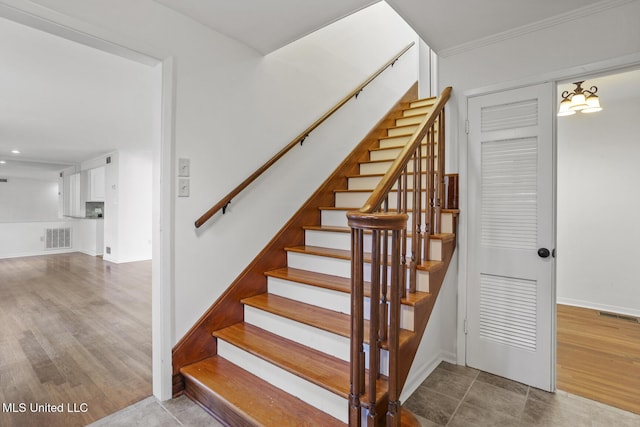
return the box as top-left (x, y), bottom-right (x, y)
top-left (466, 83), bottom-right (555, 391)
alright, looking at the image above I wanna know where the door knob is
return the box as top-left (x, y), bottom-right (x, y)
top-left (538, 248), bottom-right (551, 258)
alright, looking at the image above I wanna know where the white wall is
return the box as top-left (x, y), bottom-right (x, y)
top-left (5, 1), bottom-right (419, 342)
top-left (436, 0), bottom-right (640, 363)
top-left (557, 96), bottom-right (640, 317)
top-left (0, 177), bottom-right (58, 221)
top-left (0, 220), bottom-right (73, 258)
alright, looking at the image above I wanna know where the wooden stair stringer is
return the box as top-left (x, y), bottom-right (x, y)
top-left (171, 82), bottom-right (420, 395)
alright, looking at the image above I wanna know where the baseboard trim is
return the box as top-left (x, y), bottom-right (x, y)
top-left (400, 350), bottom-right (456, 403)
top-left (557, 297), bottom-right (640, 318)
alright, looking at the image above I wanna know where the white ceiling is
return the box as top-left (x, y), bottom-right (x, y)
top-left (385, 0), bottom-right (608, 54)
top-left (0, 16), bottom-right (156, 180)
top-left (154, 0), bottom-right (610, 55)
top-left (154, 0), bottom-right (379, 55)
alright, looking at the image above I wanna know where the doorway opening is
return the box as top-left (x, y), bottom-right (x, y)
top-left (555, 68), bottom-right (640, 415)
top-left (0, 9), bottom-right (170, 425)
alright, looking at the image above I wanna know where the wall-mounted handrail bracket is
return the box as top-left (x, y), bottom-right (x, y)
top-left (194, 41), bottom-right (415, 229)
top-left (222, 201), bottom-right (231, 214)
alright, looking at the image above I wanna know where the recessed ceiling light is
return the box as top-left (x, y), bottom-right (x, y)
top-left (0, 160), bottom-right (6, 164)
top-left (11, 150), bottom-right (20, 154)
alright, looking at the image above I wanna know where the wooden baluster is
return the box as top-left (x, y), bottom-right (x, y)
top-left (367, 229), bottom-right (380, 426)
top-left (381, 199), bottom-right (389, 338)
top-left (400, 168), bottom-right (408, 299)
top-left (349, 227), bottom-right (364, 427)
top-left (386, 227), bottom-right (402, 427)
top-left (409, 155), bottom-right (417, 294)
top-left (436, 111), bottom-right (446, 235)
top-left (424, 125), bottom-right (434, 262)
top-left (410, 142), bottom-right (423, 294)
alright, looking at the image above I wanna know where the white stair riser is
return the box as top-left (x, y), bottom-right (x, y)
top-left (388, 125), bottom-right (418, 137)
top-left (360, 158), bottom-right (434, 175)
top-left (267, 277), bottom-right (415, 331)
top-left (396, 115), bottom-right (425, 127)
top-left (369, 145), bottom-right (429, 162)
top-left (321, 210), bottom-right (454, 237)
top-left (379, 135), bottom-right (411, 149)
top-left (305, 229), bottom-right (442, 262)
top-left (335, 191), bottom-right (427, 210)
top-left (348, 174), bottom-right (428, 191)
top-left (243, 307), bottom-right (391, 375)
top-left (441, 212), bottom-right (454, 234)
top-left (217, 341), bottom-right (348, 423)
top-left (409, 99), bottom-right (435, 109)
top-left (321, 210), bottom-right (351, 227)
top-left (286, 251), bottom-right (430, 292)
top-left (320, 209), bottom-right (416, 229)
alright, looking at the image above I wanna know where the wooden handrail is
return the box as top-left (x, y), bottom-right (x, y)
top-left (194, 42), bottom-right (416, 228)
top-left (358, 86), bottom-right (452, 214)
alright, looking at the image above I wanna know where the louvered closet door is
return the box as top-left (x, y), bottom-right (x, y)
top-left (467, 83), bottom-right (554, 391)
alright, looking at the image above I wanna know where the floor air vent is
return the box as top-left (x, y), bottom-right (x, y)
top-left (598, 311), bottom-right (639, 323)
top-left (45, 227), bottom-right (72, 249)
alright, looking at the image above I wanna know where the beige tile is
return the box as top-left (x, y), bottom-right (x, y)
top-left (463, 381), bottom-right (527, 418)
top-left (88, 397), bottom-right (179, 427)
top-left (520, 393), bottom-right (592, 427)
top-left (422, 367), bottom-right (475, 400)
top-left (448, 402), bottom-right (521, 427)
top-left (161, 395), bottom-right (224, 427)
top-left (437, 361), bottom-right (479, 379)
top-left (404, 388), bottom-right (459, 426)
top-left (475, 371), bottom-right (529, 396)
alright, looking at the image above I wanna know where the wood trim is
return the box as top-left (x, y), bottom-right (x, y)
top-left (194, 42), bottom-right (416, 228)
top-left (171, 82), bottom-right (420, 390)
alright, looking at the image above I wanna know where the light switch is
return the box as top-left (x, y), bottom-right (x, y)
top-left (178, 178), bottom-right (190, 197)
top-left (178, 158), bottom-right (190, 177)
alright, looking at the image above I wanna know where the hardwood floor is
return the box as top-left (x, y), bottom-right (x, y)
top-left (0, 253), bottom-right (152, 427)
top-left (557, 304), bottom-right (640, 415)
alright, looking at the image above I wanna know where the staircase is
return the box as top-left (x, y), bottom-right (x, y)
top-left (175, 88), bottom-right (457, 426)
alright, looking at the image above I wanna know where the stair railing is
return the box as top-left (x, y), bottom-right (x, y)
top-left (194, 42), bottom-right (415, 228)
top-left (347, 86), bottom-right (452, 426)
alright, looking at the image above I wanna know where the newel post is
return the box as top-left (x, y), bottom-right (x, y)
top-left (347, 212), bottom-right (408, 426)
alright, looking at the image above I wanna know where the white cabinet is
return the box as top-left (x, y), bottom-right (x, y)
top-left (63, 172), bottom-right (82, 217)
top-left (88, 167), bottom-right (106, 201)
top-left (77, 218), bottom-right (104, 256)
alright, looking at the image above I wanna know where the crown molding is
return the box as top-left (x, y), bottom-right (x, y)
top-left (438, 0), bottom-right (636, 58)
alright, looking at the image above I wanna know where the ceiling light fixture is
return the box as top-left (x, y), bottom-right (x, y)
top-left (558, 81), bottom-right (602, 116)
top-left (0, 160), bottom-right (5, 164)
top-left (11, 150), bottom-right (20, 154)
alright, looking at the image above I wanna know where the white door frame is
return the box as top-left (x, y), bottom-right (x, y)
top-left (0, 2), bottom-right (176, 400)
top-left (456, 52), bottom-right (640, 385)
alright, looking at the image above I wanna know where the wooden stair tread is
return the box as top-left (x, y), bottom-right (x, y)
top-left (181, 356), bottom-right (345, 426)
top-left (359, 156), bottom-right (437, 166)
top-left (369, 142), bottom-right (431, 153)
top-left (346, 172), bottom-right (431, 179)
top-left (213, 323), bottom-right (351, 398)
top-left (285, 245), bottom-right (444, 273)
top-left (265, 267), bottom-right (432, 307)
top-left (334, 187), bottom-right (439, 194)
top-left (241, 293), bottom-right (414, 347)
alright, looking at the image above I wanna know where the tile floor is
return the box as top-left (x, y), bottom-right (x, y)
top-left (89, 361), bottom-right (640, 426)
